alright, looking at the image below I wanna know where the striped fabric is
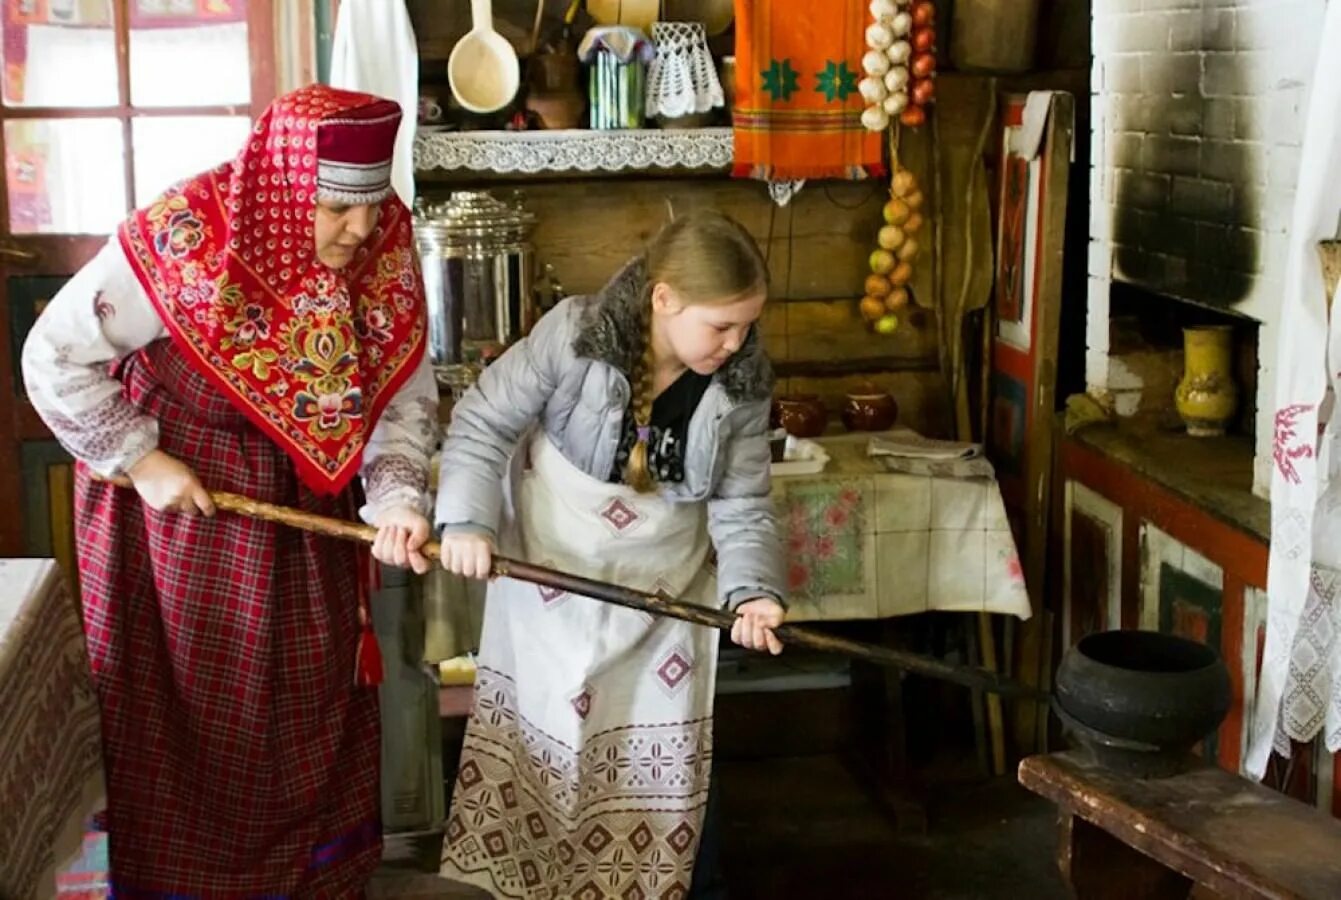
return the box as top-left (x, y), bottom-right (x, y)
top-left (73, 339), bottom-right (382, 896)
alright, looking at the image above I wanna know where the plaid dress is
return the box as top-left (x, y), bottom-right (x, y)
top-left (74, 338), bottom-right (381, 896)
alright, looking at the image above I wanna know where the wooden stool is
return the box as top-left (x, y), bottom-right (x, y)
top-left (1019, 751), bottom-right (1341, 899)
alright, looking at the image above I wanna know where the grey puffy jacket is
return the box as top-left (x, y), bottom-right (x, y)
top-left (434, 258), bottom-right (785, 609)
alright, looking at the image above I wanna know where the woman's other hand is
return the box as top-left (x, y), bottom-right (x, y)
top-left (371, 507), bottom-right (433, 574)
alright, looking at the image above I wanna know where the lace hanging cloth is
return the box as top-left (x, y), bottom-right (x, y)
top-left (1248, 1), bottom-right (1341, 777)
top-left (646, 21), bottom-right (723, 118)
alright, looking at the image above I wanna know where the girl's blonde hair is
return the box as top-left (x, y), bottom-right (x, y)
top-left (623, 210), bottom-right (769, 492)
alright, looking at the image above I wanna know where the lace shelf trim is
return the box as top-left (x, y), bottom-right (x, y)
top-left (413, 127), bottom-right (734, 175)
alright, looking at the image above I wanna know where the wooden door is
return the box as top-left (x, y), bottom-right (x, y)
top-left (0, 0), bottom-right (274, 583)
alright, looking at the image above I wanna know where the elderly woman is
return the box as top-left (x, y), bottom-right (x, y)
top-left (21, 85), bottom-right (438, 896)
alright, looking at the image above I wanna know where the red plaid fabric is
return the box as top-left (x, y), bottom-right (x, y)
top-left (74, 339), bottom-right (381, 897)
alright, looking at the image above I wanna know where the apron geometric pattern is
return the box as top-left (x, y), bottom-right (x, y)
top-left (441, 434), bottom-right (718, 898)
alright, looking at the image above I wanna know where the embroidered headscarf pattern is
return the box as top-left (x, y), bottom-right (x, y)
top-left (118, 84), bottom-right (426, 494)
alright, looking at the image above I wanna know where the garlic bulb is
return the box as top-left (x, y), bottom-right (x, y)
top-left (891, 11), bottom-right (912, 36)
top-left (886, 40), bottom-right (912, 64)
top-left (869, 0), bottom-right (897, 20)
top-left (865, 22), bottom-right (894, 50)
top-left (861, 105), bottom-right (891, 132)
top-left (884, 66), bottom-right (909, 92)
top-left (883, 92), bottom-right (908, 116)
top-left (859, 76), bottom-right (888, 104)
top-left (862, 49), bottom-right (891, 76)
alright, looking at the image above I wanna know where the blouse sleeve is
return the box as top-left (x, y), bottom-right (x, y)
top-left (20, 237), bottom-right (166, 478)
top-left (358, 349), bottom-right (439, 523)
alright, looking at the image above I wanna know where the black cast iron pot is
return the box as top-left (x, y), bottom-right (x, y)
top-left (1054, 630), bottom-right (1231, 778)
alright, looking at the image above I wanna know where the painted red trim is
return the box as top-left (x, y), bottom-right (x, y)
top-left (1060, 436), bottom-right (1268, 588)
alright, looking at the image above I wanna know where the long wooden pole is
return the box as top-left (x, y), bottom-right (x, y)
top-left (196, 492), bottom-right (1047, 700)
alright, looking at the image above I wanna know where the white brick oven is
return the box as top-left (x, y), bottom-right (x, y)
top-left (1087, 0), bottom-right (1327, 495)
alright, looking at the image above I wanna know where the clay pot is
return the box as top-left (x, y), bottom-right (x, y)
top-left (841, 389), bottom-right (898, 432)
top-left (771, 395), bottom-right (827, 438)
top-left (1175, 325), bottom-right (1238, 437)
top-left (1054, 630), bottom-right (1231, 779)
top-left (527, 92), bottom-right (586, 129)
top-left (526, 38), bottom-right (585, 130)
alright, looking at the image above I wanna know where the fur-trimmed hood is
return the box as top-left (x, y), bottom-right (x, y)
top-left (570, 257), bottom-right (775, 405)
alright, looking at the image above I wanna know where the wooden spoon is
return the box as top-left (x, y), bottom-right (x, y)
top-left (448, 0), bottom-right (521, 113)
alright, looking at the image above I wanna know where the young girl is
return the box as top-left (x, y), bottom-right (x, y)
top-left (435, 210), bottom-right (785, 898)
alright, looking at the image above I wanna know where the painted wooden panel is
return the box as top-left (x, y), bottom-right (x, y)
top-left (1062, 481), bottom-right (1123, 649)
top-left (20, 440), bottom-right (78, 597)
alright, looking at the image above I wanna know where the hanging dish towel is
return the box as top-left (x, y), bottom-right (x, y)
top-left (731, 0), bottom-right (883, 181)
top-left (329, 0), bottom-right (418, 208)
top-left (1247, 1), bottom-right (1341, 779)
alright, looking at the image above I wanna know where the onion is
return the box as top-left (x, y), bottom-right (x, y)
top-left (878, 224), bottom-right (906, 250)
top-left (862, 49), bottom-right (891, 76)
top-left (869, 0), bottom-right (897, 21)
top-left (859, 76), bottom-right (888, 104)
top-left (861, 105), bottom-right (891, 132)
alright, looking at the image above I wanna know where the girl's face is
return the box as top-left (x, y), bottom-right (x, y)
top-left (651, 281), bottom-right (766, 376)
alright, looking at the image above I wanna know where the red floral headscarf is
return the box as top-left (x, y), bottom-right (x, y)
top-left (118, 84), bottom-right (428, 496)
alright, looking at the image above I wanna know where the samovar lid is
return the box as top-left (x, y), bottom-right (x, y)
top-left (414, 190), bottom-right (535, 245)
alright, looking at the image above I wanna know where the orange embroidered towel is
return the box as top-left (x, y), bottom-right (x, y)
top-left (732, 0), bottom-right (885, 181)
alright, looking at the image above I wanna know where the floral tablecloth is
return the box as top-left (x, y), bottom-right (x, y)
top-left (772, 433), bottom-right (1032, 623)
top-left (0, 558), bottom-right (104, 900)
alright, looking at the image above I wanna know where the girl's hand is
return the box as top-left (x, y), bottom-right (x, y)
top-left (731, 598), bottom-right (785, 655)
top-left (371, 507), bottom-right (432, 574)
top-left (439, 532), bottom-right (494, 580)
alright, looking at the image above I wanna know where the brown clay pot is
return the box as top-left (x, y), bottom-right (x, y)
top-left (526, 37), bottom-right (585, 130)
top-left (841, 389), bottom-right (898, 432)
top-left (772, 395), bottom-right (827, 438)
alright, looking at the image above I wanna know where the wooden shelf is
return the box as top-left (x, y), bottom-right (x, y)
top-left (413, 126), bottom-right (733, 177)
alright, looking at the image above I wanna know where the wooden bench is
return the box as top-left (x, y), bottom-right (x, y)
top-left (1019, 751), bottom-right (1341, 899)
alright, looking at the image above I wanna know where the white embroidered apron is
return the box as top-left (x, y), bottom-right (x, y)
top-left (1250, 2), bottom-right (1341, 777)
top-left (441, 433), bottom-right (719, 899)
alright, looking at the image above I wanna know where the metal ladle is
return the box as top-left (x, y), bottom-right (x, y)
top-left (448, 0), bottom-right (520, 114)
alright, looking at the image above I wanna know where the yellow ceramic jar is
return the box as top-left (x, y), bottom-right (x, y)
top-left (1175, 325), bottom-right (1238, 437)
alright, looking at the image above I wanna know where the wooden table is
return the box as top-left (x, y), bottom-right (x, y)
top-left (1019, 751), bottom-right (1341, 899)
top-left (771, 432), bottom-right (1032, 623)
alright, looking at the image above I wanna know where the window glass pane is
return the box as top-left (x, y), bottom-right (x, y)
top-left (1, 0), bottom-right (117, 107)
top-left (129, 1), bottom-right (250, 107)
top-left (6, 119), bottom-right (126, 234)
top-left (132, 115), bottom-right (250, 203)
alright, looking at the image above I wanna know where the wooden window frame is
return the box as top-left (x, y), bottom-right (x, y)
top-left (0, 0), bottom-right (276, 556)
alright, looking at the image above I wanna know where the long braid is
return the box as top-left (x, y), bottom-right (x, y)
top-left (623, 307), bottom-right (658, 493)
